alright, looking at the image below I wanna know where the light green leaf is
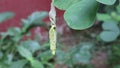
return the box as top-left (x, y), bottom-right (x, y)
top-left (9, 60), bottom-right (27, 68)
top-left (117, 4), bottom-right (120, 13)
top-left (22, 12), bottom-right (48, 33)
top-left (96, 0), bottom-right (116, 5)
top-left (17, 46), bottom-right (33, 60)
top-left (102, 21), bottom-right (120, 34)
top-left (100, 31), bottom-right (118, 42)
top-left (53, 0), bottom-right (81, 10)
top-left (30, 60), bottom-right (44, 68)
top-left (99, 21), bottom-right (120, 42)
top-left (28, 11), bottom-right (48, 23)
top-left (64, 0), bottom-right (98, 30)
top-left (1, 27), bottom-right (21, 38)
top-left (5, 54), bottom-right (13, 64)
top-left (97, 13), bottom-right (112, 21)
top-left (0, 12), bottom-right (14, 23)
top-left (111, 12), bottom-right (120, 22)
top-left (21, 40), bottom-right (40, 53)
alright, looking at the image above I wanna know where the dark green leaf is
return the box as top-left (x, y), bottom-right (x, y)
top-left (9, 60), bottom-right (27, 68)
top-left (114, 65), bottom-right (120, 68)
top-left (56, 50), bottom-right (67, 64)
top-left (0, 62), bottom-right (9, 68)
top-left (39, 51), bottom-right (53, 62)
top-left (0, 51), bottom-right (3, 59)
top-left (96, 0), bottom-right (116, 5)
top-left (53, 0), bottom-right (81, 10)
top-left (71, 43), bottom-right (93, 64)
top-left (56, 43), bottom-right (93, 65)
top-left (64, 0), bottom-right (98, 30)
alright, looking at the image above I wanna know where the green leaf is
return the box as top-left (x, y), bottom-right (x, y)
top-left (97, 13), bottom-right (112, 21)
top-left (30, 60), bottom-right (44, 68)
top-left (71, 43), bottom-right (93, 64)
top-left (56, 43), bottom-right (93, 65)
top-left (114, 65), bottom-right (120, 68)
top-left (5, 27), bottom-right (21, 36)
top-left (0, 12), bottom-right (14, 23)
top-left (102, 21), bottom-right (120, 33)
top-left (112, 45), bottom-right (120, 57)
top-left (99, 21), bottom-right (120, 42)
top-left (56, 50), bottom-right (67, 64)
top-left (17, 46), bottom-right (33, 60)
top-left (64, 0), bottom-right (98, 30)
top-left (5, 54), bottom-right (13, 64)
top-left (111, 12), bottom-right (120, 22)
top-left (22, 12), bottom-right (48, 33)
top-left (109, 45), bottom-right (120, 65)
top-left (0, 51), bottom-right (3, 59)
top-left (53, 0), bottom-right (81, 10)
top-left (21, 40), bottom-right (40, 53)
top-left (1, 27), bottom-right (21, 41)
top-left (39, 51), bottom-right (53, 62)
top-left (100, 31), bottom-right (118, 42)
top-left (117, 4), bottom-right (120, 13)
top-left (0, 62), bottom-right (9, 68)
top-left (96, 0), bottom-right (116, 5)
top-left (28, 11), bottom-right (48, 23)
top-left (9, 60), bottom-right (27, 68)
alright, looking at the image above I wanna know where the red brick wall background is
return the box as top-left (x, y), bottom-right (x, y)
top-left (0, 0), bottom-right (66, 41)
top-left (0, 0), bottom-right (64, 30)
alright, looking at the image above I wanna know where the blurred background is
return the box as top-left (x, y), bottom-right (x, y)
top-left (0, 0), bottom-right (120, 68)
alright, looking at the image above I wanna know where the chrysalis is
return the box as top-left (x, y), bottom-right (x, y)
top-left (49, 2), bottom-right (56, 55)
top-left (49, 24), bottom-right (56, 55)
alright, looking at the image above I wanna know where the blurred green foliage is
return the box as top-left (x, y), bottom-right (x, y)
top-left (0, 12), bottom-right (53, 68)
top-left (0, 1), bottom-right (120, 68)
top-left (53, 0), bottom-right (118, 30)
top-left (97, 3), bottom-right (120, 68)
top-left (0, 12), bottom-right (14, 23)
top-left (0, 12), bottom-right (94, 68)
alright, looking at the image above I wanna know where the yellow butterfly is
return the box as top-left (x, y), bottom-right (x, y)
top-left (49, 24), bottom-right (57, 55)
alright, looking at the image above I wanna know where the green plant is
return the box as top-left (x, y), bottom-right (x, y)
top-left (0, 11), bottom-right (95, 68)
top-left (96, 4), bottom-right (120, 68)
top-left (97, 4), bottom-right (120, 42)
top-left (56, 42), bottom-right (94, 68)
top-left (109, 44), bottom-right (120, 68)
top-left (0, 12), bottom-right (55, 68)
top-left (0, 0), bottom-right (120, 68)
top-left (53, 0), bottom-right (119, 30)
